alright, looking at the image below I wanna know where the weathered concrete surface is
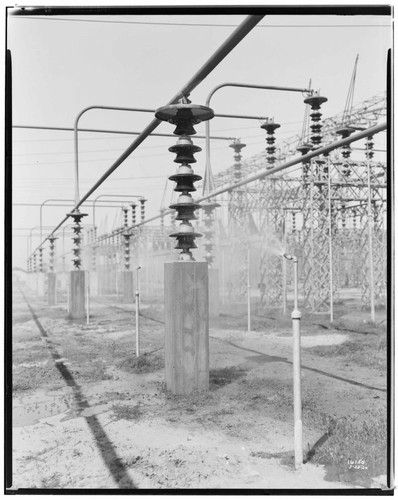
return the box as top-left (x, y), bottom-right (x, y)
top-left (164, 261), bottom-right (209, 395)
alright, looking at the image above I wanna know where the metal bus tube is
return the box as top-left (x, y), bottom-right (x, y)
top-left (33, 15), bottom-right (262, 250)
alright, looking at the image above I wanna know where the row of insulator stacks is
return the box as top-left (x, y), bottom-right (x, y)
top-left (67, 210), bottom-right (87, 270)
top-left (48, 236), bottom-right (57, 273)
top-left (366, 135), bottom-right (375, 160)
top-left (201, 201), bottom-right (220, 266)
top-left (38, 247), bottom-right (43, 272)
top-left (261, 118), bottom-right (281, 168)
top-left (122, 206), bottom-right (132, 271)
top-left (297, 91), bottom-right (328, 183)
top-left (139, 197), bottom-right (147, 222)
top-left (304, 91), bottom-right (328, 148)
top-left (155, 98), bottom-right (214, 261)
top-left (229, 138), bottom-right (246, 181)
top-left (336, 125), bottom-right (355, 160)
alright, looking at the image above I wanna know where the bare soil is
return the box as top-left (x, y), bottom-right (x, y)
top-left (9, 286), bottom-right (389, 491)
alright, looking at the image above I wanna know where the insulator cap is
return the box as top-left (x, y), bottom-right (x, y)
top-left (229, 139), bottom-right (246, 153)
top-left (297, 142), bottom-right (313, 155)
top-left (335, 126), bottom-right (355, 138)
top-left (261, 122), bottom-right (280, 133)
top-left (155, 103), bottom-right (214, 136)
top-left (304, 93), bottom-right (328, 107)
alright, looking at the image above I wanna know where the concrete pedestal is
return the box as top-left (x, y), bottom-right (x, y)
top-left (47, 272), bottom-right (57, 306)
top-left (120, 271), bottom-right (134, 304)
top-left (69, 270), bottom-right (86, 319)
top-left (164, 261), bottom-right (209, 395)
top-left (36, 273), bottom-right (45, 296)
top-left (208, 268), bottom-right (220, 318)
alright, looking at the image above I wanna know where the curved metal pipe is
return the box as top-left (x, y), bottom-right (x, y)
top-left (203, 82), bottom-right (312, 195)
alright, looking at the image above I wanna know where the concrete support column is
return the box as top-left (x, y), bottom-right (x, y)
top-left (208, 268), bottom-right (220, 317)
top-left (69, 270), bottom-right (86, 319)
top-left (47, 272), bottom-right (57, 306)
top-left (120, 271), bottom-right (134, 304)
top-left (164, 261), bottom-right (209, 395)
top-left (36, 273), bottom-right (45, 296)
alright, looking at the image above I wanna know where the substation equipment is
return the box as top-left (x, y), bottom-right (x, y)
top-left (155, 97), bottom-right (214, 395)
top-left (25, 89), bottom-right (387, 324)
top-left (214, 91), bottom-right (387, 320)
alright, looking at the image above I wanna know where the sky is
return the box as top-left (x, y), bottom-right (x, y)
top-left (7, 7), bottom-right (392, 268)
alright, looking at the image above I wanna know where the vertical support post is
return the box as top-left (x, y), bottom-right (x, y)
top-left (291, 256), bottom-right (303, 469)
top-left (309, 163), bottom-right (315, 311)
top-left (282, 211), bottom-right (287, 315)
top-left (221, 245), bottom-right (225, 305)
top-left (366, 142), bottom-right (376, 322)
top-left (247, 244), bottom-right (251, 333)
top-left (86, 271), bottom-right (90, 325)
top-left (284, 253), bottom-right (303, 469)
top-left (135, 266), bottom-right (141, 357)
top-left (327, 157), bottom-right (334, 322)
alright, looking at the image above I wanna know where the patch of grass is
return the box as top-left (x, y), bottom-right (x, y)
top-left (116, 352), bottom-right (164, 374)
top-left (13, 364), bottom-right (64, 392)
top-left (332, 318), bottom-right (386, 336)
top-left (238, 376), bottom-right (294, 409)
top-left (210, 366), bottom-right (248, 389)
top-left (310, 409), bottom-right (387, 487)
top-left (111, 403), bottom-right (142, 422)
top-left (307, 334), bottom-right (386, 372)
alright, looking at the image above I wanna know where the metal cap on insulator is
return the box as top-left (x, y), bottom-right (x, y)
top-left (297, 142), bottom-right (313, 155)
top-left (229, 138), bottom-right (246, 153)
top-left (155, 103), bottom-right (214, 136)
top-left (304, 91), bottom-right (328, 107)
top-left (261, 118), bottom-right (281, 134)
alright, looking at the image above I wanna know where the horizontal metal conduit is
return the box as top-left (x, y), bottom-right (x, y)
top-left (30, 14), bottom-right (263, 255)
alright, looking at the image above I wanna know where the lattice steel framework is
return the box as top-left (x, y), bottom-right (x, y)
top-left (212, 92), bottom-right (387, 313)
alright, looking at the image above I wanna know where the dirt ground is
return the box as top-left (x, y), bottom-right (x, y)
top-left (9, 285), bottom-right (389, 491)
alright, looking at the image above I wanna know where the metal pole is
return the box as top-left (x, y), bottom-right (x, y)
top-left (86, 271), bottom-right (90, 325)
top-left (135, 266), bottom-right (141, 357)
top-left (284, 253), bottom-right (303, 469)
top-left (66, 282), bottom-right (70, 313)
top-left (204, 82), bottom-right (311, 195)
top-left (327, 157), bottom-right (334, 322)
top-left (221, 246), bottom-right (225, 305)
top-left (282, 212), bottom-right (287, 315)
top-left (366, 145), bottom-right (376, 322)
top-left (247, 244), bottom-right (251, 333)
